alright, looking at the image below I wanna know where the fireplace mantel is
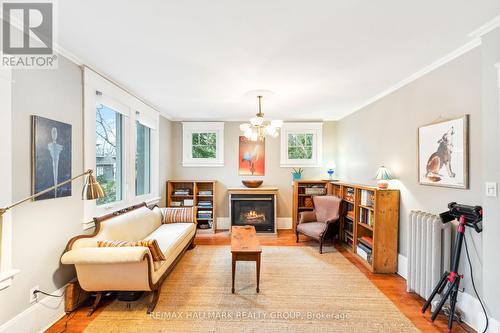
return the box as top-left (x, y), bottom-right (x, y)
top-left (227, 187), bottom-right (279, 195)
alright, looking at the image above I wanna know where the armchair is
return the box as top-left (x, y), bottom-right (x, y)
top-left (296, 195), bottom-right (342, 253)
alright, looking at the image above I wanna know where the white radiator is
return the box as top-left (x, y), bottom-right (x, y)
top-left (406, 211), bottom-right (452, 299)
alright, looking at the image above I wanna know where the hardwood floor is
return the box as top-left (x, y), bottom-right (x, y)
top-left (46, 230), bottom-right (473, 333)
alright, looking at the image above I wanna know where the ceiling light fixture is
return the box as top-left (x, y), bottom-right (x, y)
top-left (239, 95), bottom-right (283, 141)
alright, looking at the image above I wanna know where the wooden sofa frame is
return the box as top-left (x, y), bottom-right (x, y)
top-left (64, 202), bottom-right (197, 315)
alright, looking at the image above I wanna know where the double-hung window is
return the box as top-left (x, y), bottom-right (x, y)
top-left (84, 67), bottom-right (159, 225)
top-left (95, 102), bottom-right (123, 205)
top-left (280, 123), bottom-right (323, 167)
top-left (135, 121), bottom-right (151, 196)
top-left (182, 122), bottom-right (224, 167)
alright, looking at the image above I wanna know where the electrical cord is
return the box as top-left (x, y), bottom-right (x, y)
top-left (34, 289), bottom-right (64, 298)
top-left (464, 232), bottom-right (488, 333)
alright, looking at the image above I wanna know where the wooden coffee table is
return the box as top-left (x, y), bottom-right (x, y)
top-left (231, 226), bottom-right (262, 293)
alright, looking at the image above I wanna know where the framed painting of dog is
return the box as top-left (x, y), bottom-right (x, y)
top-left (418, 115), bottom-right (469, 189)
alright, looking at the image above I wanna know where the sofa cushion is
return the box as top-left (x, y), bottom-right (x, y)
top-left (97, 239), bottom-right (166, 262)
top-left (162, 207), bottom-right (196, 224)
top-left (144, 223), bottom-right (195, 256)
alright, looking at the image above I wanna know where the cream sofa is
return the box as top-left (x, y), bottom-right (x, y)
top-left (61, 203), bottom-right (196, 314)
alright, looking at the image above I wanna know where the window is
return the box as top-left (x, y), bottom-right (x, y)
top-left (280, 123), bottom-right (323, 167)
top-left (136, 121), bottom-right (151, 196)
top-left (96, 103), bottom-right (123, 205)
top-left (182, 122), bottom-right (224, 167)
top-left (84, 67), bottom-right (160, 225)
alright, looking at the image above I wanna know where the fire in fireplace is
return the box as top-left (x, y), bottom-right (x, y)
top-left (231, 194), bottom-right (275, 233)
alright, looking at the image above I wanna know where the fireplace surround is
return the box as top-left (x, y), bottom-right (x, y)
top-left (228, 187), bottom-right (278, 233)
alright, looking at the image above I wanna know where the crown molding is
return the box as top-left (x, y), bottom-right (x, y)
top-left (468, 14), bottom-right (500, 39)
top-left (344, 38), bottom-right (481, 119)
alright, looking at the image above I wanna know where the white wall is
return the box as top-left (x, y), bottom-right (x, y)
top-left (0, 56), bottom-right (172, 329)
top-left (336, 49), bottom-right (483, 298)
top-left (171, 121), bottom-right (337, 220)
top-left (480, 27), bottom-right (500, 322)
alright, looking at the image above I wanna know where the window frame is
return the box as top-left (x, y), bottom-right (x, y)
top-left (83, 67), bottom-right (160, 228)
top-left (280, 122), bottom-right (323, 167)
top-left (0, 68), bottom-right (20, 290)
top-left (182, 122), bottom-right (224, 167)
top-left (135, 120), bottom-right (152, 197)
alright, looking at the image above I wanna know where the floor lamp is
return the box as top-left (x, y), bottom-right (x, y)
top-left (0, 169), bottom-right (105, 217)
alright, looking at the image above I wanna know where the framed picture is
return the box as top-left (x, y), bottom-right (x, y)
top-left (418, 115), bottom-right (469, 189)
top-left (239, 136), bottom-right (265, 176)
top-left (32, 116), bottom-right (72, 200)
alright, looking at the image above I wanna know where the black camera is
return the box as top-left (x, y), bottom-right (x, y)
top-left (439, 202), bottom-right (483, 233)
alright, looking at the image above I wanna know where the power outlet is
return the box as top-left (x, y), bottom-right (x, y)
top-left (29, 285), bottom-right (39, 303)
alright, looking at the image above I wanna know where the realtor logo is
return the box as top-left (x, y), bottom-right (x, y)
top-left (1, 1), bottom-right (57, 68)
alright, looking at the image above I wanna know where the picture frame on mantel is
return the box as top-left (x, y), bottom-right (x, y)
top-left (418, 115), bottom-right (469, 189)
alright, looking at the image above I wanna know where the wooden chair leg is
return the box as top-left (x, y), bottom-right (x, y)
top-left (319, 240), bottom-right (323, 254)
top-left (87, 292), bottom-right (102, 316)
top-left (147, 287), bottom-right (161, 314)
top-left (296, 232), bottom-right (299, 243)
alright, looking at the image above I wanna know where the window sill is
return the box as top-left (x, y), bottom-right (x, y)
top-left (0, 269), bottom-right (20, 290)
top-left (182, 163), bottom-right (224, 167)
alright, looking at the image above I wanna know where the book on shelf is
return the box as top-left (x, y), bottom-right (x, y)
top-left (170, 201), bottom-right (182, 207)
top-left (198, 190), bottom-right (213, 196)
top-left (344, 187), bottom-right (355, 202)
top-left (359, 208), bottom-right (374, 226)
top-left (360, 189), bottom-right (374, 207)
top-left (183, 199), bottom-right (194, 206)
top-left (356, 245), bottom-right (372, 262)
top-left (173, 188), bottom-right (191, 196)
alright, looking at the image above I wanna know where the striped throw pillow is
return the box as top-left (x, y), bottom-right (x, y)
top-left (163, 207), bottom-right (195, 224)
top-left (97, 239), bottom-right (166, 262)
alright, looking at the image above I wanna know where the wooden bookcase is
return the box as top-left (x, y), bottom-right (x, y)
top-left (292, 180), bottom-right (328, 231)
top-left (167, 180), bottom-right (217, 234)
top-left (328, 182), bottom-right (400, 273)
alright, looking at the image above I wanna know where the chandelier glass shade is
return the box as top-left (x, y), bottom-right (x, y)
top-left (239, 96), bottom-right (283, 141)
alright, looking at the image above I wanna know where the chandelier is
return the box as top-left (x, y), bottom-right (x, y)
top-left (239, 95), bottom-right (283, 141)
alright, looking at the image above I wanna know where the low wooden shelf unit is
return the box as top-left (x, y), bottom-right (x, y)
top-left (167, 180), bottom-right (217, 234)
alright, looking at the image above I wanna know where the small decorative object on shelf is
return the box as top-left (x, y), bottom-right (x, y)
top-left (326, 161), bottom-right (336, 180)
top-left (241, 180), bottom-right (263, 188)
top-left (291, 168), bottom-right (304, 184)
top-left (375, 166), bottom-right (393, 189)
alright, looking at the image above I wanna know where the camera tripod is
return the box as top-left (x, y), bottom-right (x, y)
top-left (421, 213), bottom-right (472, 332)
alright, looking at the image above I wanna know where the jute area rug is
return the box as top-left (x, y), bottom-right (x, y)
top-left (85, 245), bottom-right (420, 333)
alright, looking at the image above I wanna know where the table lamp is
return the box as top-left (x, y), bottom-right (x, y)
top-left (326, 161), bottom-right (336, 180)
top-left (375, 166), bottom-right (393, 189)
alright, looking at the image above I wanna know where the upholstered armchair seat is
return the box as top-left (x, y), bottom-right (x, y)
top-left (296, 195), bottom-right (342, 253)
top-left (296, 222), bottom-right (328, 239)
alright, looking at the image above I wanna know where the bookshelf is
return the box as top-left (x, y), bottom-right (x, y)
top-left (328, 182), bottom-right (400, 273)
top-left (167, 180), bottom-right (217, 234)
top-left (292, 180), bottom-right (328, 231)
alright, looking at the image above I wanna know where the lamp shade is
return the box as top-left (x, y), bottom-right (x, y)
top-left (82, 171), bottom-right (105, 200)
top-left (375, 166), bottom-right (393, 180)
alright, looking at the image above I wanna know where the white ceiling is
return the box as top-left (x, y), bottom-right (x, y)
top-left (57, 1), bottom-right (500, 121)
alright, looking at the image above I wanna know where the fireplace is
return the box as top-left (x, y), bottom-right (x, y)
top-left (230, 193), bottom-right (275, 233)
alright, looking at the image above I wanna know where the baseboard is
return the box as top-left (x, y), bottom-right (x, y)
top-left (277, 217), bottom-right (292, 230)
top-left (456, 290), bottom-right (488, 332)
top-left (397, 254), bottom-right (408, 279)
top-left (0, 284), bottom-right (67, 333)
top-left (488, 317), bottom-right (500, 333)
top-left (216, 217), bottom-right (292, 231)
